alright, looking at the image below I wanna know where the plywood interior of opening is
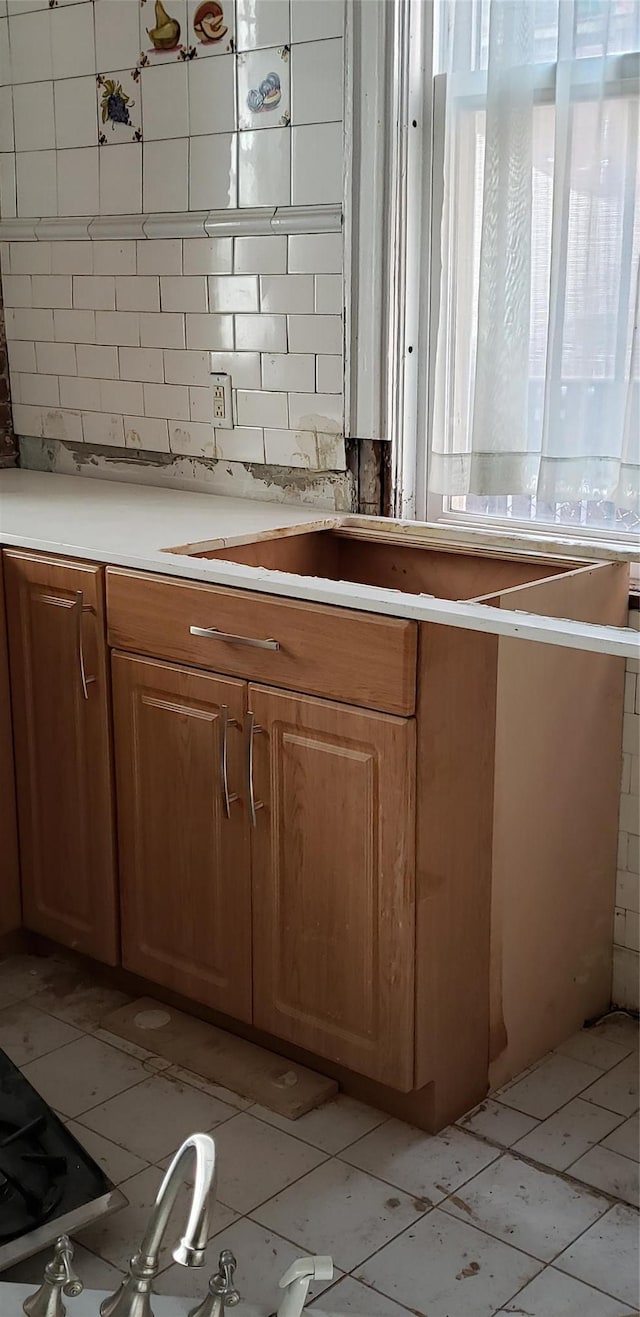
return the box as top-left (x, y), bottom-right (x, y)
top-left (194, 529), bottom-right (575, 601)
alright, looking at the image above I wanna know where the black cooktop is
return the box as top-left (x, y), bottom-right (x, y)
top-left (0, 1047), bottom-right (113, 1247)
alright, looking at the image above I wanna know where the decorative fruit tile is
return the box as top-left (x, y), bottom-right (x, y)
top-left (96, 70), bottom-right (142, 145)
top-left (138, 0), bottom-right (193, 66)
top-left (188, 0), bottom-right (235, 57)
top-left (237, 45), bottom-right (290, 131)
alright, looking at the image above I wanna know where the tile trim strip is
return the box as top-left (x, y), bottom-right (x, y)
top-left (0, 206), bottom-right (343, 243)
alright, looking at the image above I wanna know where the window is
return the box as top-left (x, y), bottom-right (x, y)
top-left (426, 0), bottom-right (640, 538)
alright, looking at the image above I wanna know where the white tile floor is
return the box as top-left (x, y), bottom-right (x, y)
top-left (0, 952), bottom-right (638, 1317)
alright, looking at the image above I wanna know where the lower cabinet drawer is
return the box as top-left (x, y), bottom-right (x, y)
top-left (106, 567), bottom-right (417, 715)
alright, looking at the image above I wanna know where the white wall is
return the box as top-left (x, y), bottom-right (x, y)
top-left (614, 605), bottom-right (640, 1010)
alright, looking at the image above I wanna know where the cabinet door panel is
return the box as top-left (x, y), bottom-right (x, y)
top-left (250, 685), bottom-right (416, 1089)
top-left (0, 559), bottom-right (20, 938)
top-left (4, 550), bottom-right (118, 963)
top-left (112, 652), bottom-right (251, 1021)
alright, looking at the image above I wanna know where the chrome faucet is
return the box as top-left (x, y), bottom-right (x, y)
top-left (99, 1132), bottom-right (217, 1317)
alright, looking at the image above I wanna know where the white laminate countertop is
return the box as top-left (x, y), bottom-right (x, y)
top-left (0, 469), bottom-right (638, 659)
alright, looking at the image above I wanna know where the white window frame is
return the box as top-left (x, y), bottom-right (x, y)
top-left (346, 0), bottom-right (640, 556)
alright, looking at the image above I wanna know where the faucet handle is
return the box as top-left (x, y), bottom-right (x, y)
top-left (55, 1237), bottom-right (84, 1298)
top-left (188, 1250), bottom-right (240, 1316)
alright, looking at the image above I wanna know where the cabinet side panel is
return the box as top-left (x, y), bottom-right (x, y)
top-left (415, 623), bottom-right (498, 1124)
top-left (0, 557), bottom-right (21, 938)
top-left (489, 562), bottom-right (628, 1088)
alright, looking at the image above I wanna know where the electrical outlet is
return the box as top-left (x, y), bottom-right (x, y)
top-left (211, 371), bottom-right (233, 429)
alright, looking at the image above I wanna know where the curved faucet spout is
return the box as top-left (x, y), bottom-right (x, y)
top-left (100, 1132), bottom-right (217, 1317)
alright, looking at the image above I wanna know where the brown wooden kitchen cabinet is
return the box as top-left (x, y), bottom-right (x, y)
top-left (3, 550), bottom-right (119, 964)
top-left (249, 684), bottom-right (416, 1090)
top-left (0, 557), bottom-right (21, 939)
top-left (111, 652), bottom-right (252, 1022)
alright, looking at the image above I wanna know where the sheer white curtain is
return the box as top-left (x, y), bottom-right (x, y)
top-left (430, 0), bottom-right (640, 525)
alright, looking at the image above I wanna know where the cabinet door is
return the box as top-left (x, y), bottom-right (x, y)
top-left (0, 559), bottom-right (20, 938)
top-left (112, 653), bottom-right (252, 1021)
top-left (249, 685), bottom-right (416, 1090)
top-left (4, 550), bottom-right (118, 964)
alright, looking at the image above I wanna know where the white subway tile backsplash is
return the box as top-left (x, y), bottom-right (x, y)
top-left (163, 349), bottom-right (211, 386)
top-left (50, 1), bottom-right (95, 80)
top-left (2, 273), bottom-right (31, 306)
top-left (54, 307), bottom-right (95, 343)
top-left (98, 143), bottom-right (142, 216)
top-left (119, 346), bottom-right (164, 383)
top-left (73, 275), bottom-right (115, 311)
top-left (189, 134), bottom-right (237, 210)
top-left (186, 313), bottom-right (234, 350)
top-left (317, 431), bottom-right (346, 468)
top-left (234, 235), bottom-right (287, 275)
top-left (7, 339), bottom-right (36, 372)
top-left (188, 53), bottom-right (236, 136)
top-left (316, 353), bottom-right (342, 393)
top-left (210, 350), bottom-right (261, 389)
top-left (160, 276), bottom-right (208, 313)
top-left (76, 343), bottom-right (118, 379)
top-left (102, 377), bottom-right (144, 415)
top-left (143, 381), bottom-right (190, 421)
top-left (236, 388), bottom-right (288, 428)
top-left (50, 242), bottom-right (92, 275)
top-left (189, 385), bottom-right (211, 422)
top-left (260, 274), bottom-right (314, 313)
top-left (8, 306), bottom-right (54, 340)
top-left (16, 150), bottom-right (57, 218)
top-left (183, 237), bottom-right (233, 275)
top-left (10, 241), bottom-right (51, 274)
top-left (143, 62), bottom-right (189, 141)
top-left (261, 352), bottom-right (315, 392)
top-left (31, 274), bottom-right (72, 308)
top-left (140, 312), bottom-right (185, 349)
top-left (95, 309), bottom-right (139, 346)
top-left (236, 0), bottom-right (289, 52)
top-left (57, 146), bottom-right (99, 217)
top-left (264, 427), bottom-right (318, 467)
top-left (169, 418), bottom-right (214, 458)
top-left (12, 403), bottom-right (45, 436)
top-left (288, 390), bottom-right (343, 430)
top-left (235, 313), bottom-right (286, 351)
top-left (15, 371), bottom-right (59, 406)
top-left (288, 232), bottom-right (342, 274)
top-left (93, 241), bottom-right (137, 276)
top-left (124, 414), bottom-right (170, 452)
top-left (291, 122), bottom-right (342, 205)
top-left (315, 273), bottom-right (342, 314)
top-left (116, 275), bottom-right (160, 312)
top-left (208, 275), bottom-right (258, 312)
top-left (291, 38), bottom-right (343, 125)
top-left (238, 128), bottom-right (290, 208)
top-left (137, 239), bottom-right (182, 275)
top-left (13, 80), bottom-right (54, 151)
top-left (41, 406), bottom-right (83, 444)
top-left (287, 313), bottom-right (341, 354)
top-left (60, 374), bottom-right (101, 411)
top-left (215, 425), bottom-right (264, 461)
top-left (82, 410), bottom-right (125, 447)
top-left (290, 0), bottom-right (344, 43)
top-left (54, 76), bottom-right (97, 149)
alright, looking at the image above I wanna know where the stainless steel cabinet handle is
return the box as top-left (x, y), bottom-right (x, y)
top-left (246, 711), bottom-right (264, 827)
top-left (219, 705), bottom-right (239, 819)
top-left (190, 625), bottom-right (279, 651)
top-left (74, 591), bottom-right (96, 701)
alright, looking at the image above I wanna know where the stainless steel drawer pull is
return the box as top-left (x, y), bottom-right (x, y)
top-left (219, 705), bottom-right (239, 819)
top-left (246, 711), bottom-right (264, 828)
top-left (190, 625), bottom-right (279, 651)
top-left (74, 591), bottom-right (96, 701)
